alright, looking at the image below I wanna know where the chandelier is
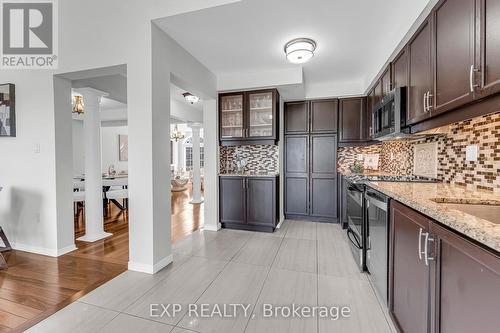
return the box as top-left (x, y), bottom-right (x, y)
top-left (72, 95), bottom-right (84, 114)
top-left (170, 124), bottom-right (185, 142)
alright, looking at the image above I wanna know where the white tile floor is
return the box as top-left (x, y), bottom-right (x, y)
top-left (26, 221), bottom-right (396, 333)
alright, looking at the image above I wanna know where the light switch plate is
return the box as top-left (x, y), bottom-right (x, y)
top-left (466, 145), bottom-right (478, 161)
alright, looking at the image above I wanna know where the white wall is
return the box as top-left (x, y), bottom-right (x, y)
top-left (101, 126), bottom-right (128, 174)
top-left (0, 0), bottom-right (237, 258)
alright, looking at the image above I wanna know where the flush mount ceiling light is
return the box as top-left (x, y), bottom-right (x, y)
top-left (183, 92), bottom-right (200, 104)
top-left (284, 38), bottom-right (317, 64)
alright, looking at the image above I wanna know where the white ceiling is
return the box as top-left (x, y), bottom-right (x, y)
top-left (156, 0), bottom-right (431, 97)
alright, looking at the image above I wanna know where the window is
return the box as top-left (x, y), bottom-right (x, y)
top-left (185, 146), bottom-right (204, 170)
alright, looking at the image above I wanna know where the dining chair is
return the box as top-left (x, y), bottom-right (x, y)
top-left (106, 189), bottom-right (128, 210)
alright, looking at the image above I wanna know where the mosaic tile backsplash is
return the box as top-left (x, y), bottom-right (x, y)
top-left (338, 111), bottom-right (500, 193)
top-left (220, 145), bottom-right (279, 174)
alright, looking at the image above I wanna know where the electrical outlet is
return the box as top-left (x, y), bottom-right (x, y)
top-left (34, 143), bottom-right (40, 154)
top-left (357, 154), bottom-right (364, 161)
top-left (466, 145), bottom-right (478, 161)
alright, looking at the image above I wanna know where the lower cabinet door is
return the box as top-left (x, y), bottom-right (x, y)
top-left (390, 201), bottom-right (431, 333)
top-left (246, 177), bottom-right (276, 226)
top-left (285, 177), bottom-right (309, 216)
top-left (219, 177), bottom-right (246, 224)
top-left (431, 222), bottom-right (500, 333)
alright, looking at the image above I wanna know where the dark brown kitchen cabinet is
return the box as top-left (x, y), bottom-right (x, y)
top-left (430, 222), bottom-right (500, 333)
top-left (407, 17), bottom-right (433, 125)
top-left (392, 49), bottom-right (408, 90)
top-left (310, 134), bottom-right (337, 219)
top-left (284, 101), bottom-right (309, 134)
top-left (246, 177), bottom-right (277, 227)
top-left (367, 88), bottom-right (376, 139)
top-left (339, 97), bottom-right (368, 143)
top-left (284, 101), bottom-right (338, 222)
top-left (431, 0), bottom-right (476, 116)
top-left (390, 200), bottom-right (500, 333)
top-left (284, 135), bottom-right (309, 217)
top-left (219, 89), bottom-right (279, 145)
top-left (390, 200), bottom-right (432, 333)
top-left (381, 65), bottom-right (392, 97)
top-left (310, 99), bottom-right (338, 133)
top-left (220, 176), bottom-right (278, 232)
top-left (220, 176), bottom-right (246, 225)
top-left (373, 80), bottom-right (383, 107)
top-left (220, 92), bottom-right (244, 140)
top-left (478, 0), bottom-right (500, 98)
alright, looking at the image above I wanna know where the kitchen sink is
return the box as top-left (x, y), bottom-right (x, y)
top-left (430, 198), bottom-right (500, 224)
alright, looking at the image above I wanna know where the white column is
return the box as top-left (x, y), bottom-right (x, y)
top-left (76, 88), bottom-right (112, 242)
top-left (189, 123), bottom-right (203, 204)
top-left (176, 139), bottom-right (183, 172)
top-left (202, 99), bottom-right (220, 231)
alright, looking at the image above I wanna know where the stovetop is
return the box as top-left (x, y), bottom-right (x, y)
top-left (346, 174), bottom-right (439, 184)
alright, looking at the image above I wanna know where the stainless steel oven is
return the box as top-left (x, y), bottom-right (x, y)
top-left (345, 179), bottom-right (365, 271)
top-left (365, 188), bottom-right (389, 305)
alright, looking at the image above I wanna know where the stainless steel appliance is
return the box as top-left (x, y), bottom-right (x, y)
top-left (345, 179), bottom-right (366, 271)
top-left (344, 174), bottom-right (438, 276)
top-left (365, 188), bottom-right (389, 305)
top-left (372, 87), bottom-right (408, 140)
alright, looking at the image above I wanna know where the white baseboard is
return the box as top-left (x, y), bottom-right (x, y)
top-left (77, 232), bottom-right (113, 242)
top-left (203, 223), bottom-right (221, 232)
top-left (11, 242), bottom-right (76, 257)
top-left (128, 254), bottom-right (173, 274)
top-left (57, 244), bottom-right (78, 256)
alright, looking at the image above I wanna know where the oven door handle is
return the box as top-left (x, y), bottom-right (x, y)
top-left (347, 228), bottom-right (362, 250)
top-left (366, 192), bottom-right (388, 212)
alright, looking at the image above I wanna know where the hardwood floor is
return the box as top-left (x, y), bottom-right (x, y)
top-left (0, 186), bottom-right (203, 332)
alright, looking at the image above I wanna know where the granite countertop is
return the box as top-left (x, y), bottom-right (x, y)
top-left (219, 172), bottom-right (279, 177)
top-left (366, 181), bottom-right (500, 253)
top-left (339, 170), bottom-right (399, 177)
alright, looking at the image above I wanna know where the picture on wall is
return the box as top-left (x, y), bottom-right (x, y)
top-left (119, 134), bottom-right (128, 161)
top-left (0, 84), bottom-right (15, 137)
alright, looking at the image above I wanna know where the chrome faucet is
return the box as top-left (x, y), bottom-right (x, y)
top-left (234, 153), bottom-right (247, 174)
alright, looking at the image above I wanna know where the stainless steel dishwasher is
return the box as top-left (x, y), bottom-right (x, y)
top-left (365, 188), bottom-right (389, 305)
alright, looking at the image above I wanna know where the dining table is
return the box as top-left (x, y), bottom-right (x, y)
top-left (73, 175), bottom-right (128, 210)
top-left (0, 186), bottom-right (12, 270)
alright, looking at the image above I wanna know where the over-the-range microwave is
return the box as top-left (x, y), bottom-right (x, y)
top-left (372, 87), bottom-right (408, 140)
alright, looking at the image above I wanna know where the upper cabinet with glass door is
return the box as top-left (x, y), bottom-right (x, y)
top-left (247, 90), bottom-right (275, 139)
top-left (219, 89), bottom-right (279, 145)
top-left (220, 93), bottom-right (244, 140)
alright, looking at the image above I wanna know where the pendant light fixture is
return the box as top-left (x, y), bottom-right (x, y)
top-left (183, 92), bottom-right (200, 104)
top-left (170, 124), bottom-right (185, 142)
top-left (284, 38), bottom-right (317, 64)
top-left (72, 95), bottom-right (84, 114)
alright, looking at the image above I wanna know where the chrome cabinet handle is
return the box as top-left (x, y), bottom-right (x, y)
top-left (424, 233), bottom-right (435, 266)
top-left (470, 65), bottom-right (479, 92)
top-left (427, 92), bottom-right (433, 112)
top-left (423, 92), bottom-right (428, 113)
top-left (418, 228), bottom-right (424, 260)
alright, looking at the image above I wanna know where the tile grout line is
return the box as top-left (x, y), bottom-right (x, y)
top-left (242, 223), bottom-right (288, 333)
top-left (116, 253), bottom-right (196, 316)
top-left (173, 233), bottom-right (243, 330)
